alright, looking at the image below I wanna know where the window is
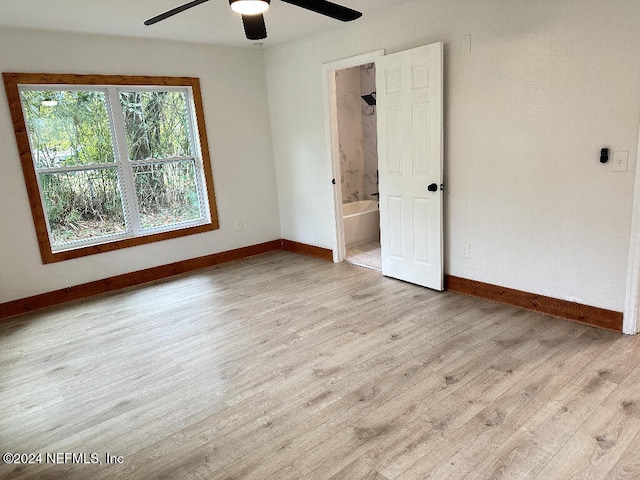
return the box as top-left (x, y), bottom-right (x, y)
top-left (3, 73), bottom-right (219, 264)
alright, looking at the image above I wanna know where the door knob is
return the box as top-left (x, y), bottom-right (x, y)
top-left (427, 183), bottom-right (438, 192)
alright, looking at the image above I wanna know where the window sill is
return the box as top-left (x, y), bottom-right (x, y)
top-left (41, 221), bottom-right (217, 264)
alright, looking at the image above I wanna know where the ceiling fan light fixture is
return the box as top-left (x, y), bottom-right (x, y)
top-left (229, 0), bottom-right (270, 15)
top-left (146, 0), bottom-right (361, 41)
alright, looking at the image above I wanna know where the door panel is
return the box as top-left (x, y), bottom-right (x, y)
top-left (413, 197), bottom-right (431, 265)
top-left (412, 103), bottom-right (430, 174)
top-left (388, 196), bottom-right (404, 258)
top-left (385, 107), bottom-right (403, 174)
top-left (377, 42), bottom-right (443, 290)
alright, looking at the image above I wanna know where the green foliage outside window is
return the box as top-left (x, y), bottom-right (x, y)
top-left (119, 91), bottom-right (192, 162)
top-left (21, 88), bottom-right (204, 248)
top-left (40, 169), bottom-right (125, 245)
top-left (134, 161), bottom-right (202, 229)
top-left (21, 90), bottom-right (115, 168)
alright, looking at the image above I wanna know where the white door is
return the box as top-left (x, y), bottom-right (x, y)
top-left (376, 42), bottom-right (444, 290)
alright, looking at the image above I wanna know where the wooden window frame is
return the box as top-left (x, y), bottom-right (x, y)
top-left (3, 73), bottom-right (219, 264)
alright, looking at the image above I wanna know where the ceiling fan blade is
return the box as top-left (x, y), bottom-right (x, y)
top-left (144, 0), bottom-right (210, 25)
top-left (280, 0), bottom-right (362, 22)
top-left (241, 13), bottom-right (267, 40)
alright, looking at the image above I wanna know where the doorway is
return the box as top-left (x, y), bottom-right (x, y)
top-left (335, 62), bottom-right (381, 270)
top-left (323, 44), bottom-right (444, 290)
top-left (322, 50), bottom-right (385, 268)
top-left (623, 119), bottom-right (640, 334)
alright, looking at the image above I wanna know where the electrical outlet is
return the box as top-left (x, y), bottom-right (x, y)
top-left (235, 220), bottom-right (243, 232)
top-left (612, 151), bottom-right (629, 172)
top-left (461, 243), bottom-right (471, 259)
top-left (460, 35), bottom-right (471, 55)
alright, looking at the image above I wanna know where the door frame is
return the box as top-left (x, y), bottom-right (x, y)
top-left (623, 121), bottom-right (640, 334)
top-left (322, 50), bottom-right (385, 263)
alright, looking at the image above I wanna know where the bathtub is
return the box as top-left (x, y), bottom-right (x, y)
top-left (343, 200), bottom-right (380, 247)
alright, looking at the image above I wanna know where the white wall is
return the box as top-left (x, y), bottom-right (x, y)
top-left (0, 27), bottom-right (280, 303)
top-left (265, 0), bottom-right (640, 311)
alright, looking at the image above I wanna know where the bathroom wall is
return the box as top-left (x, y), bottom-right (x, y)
top-left (335, 67), bottom-right (364, 203)
top-left (335, 64), bottom-right (378, 204)
top-left (360, 63), bottom-right (378, 200)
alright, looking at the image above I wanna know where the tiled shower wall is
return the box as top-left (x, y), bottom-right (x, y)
top-left (335, 64), bottom-right (378, 205)
top-left (360, 63), bottom-right (378, 201)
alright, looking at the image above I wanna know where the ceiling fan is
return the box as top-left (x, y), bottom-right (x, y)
top-left (145, 0), bottom-right (363, 41)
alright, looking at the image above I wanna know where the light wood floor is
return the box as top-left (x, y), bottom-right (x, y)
top-left (2, 251), bottom-right (640, 479)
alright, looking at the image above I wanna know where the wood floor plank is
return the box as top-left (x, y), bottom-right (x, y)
top-left (532, 404), bottom-right (640, 480)
top-left (391, 328), bottom-right (615, 479)
top-left (0, 251), bottom-right (637, 480)
top-left (604, 429), bottom-right (640, 479)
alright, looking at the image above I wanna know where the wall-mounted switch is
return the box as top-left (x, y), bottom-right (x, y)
top-left (235, 219), bottom-right (244, 231)
top-left (612, 151), bottom-right (629, 172)
top-left (461, 243), bottom-right (471, 259)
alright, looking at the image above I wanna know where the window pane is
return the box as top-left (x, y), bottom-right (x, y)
top-left (20, 90), bottom-right (115, 168)
top-left (133, 160), bottom-right (203, 230)
top-left (40, 169), bottom-right (126, 247)
top-left (119, 91), bottom-right (193, 162)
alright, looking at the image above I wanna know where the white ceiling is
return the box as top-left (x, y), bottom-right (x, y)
top-left (0, 0), bottom-right (414, 48)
